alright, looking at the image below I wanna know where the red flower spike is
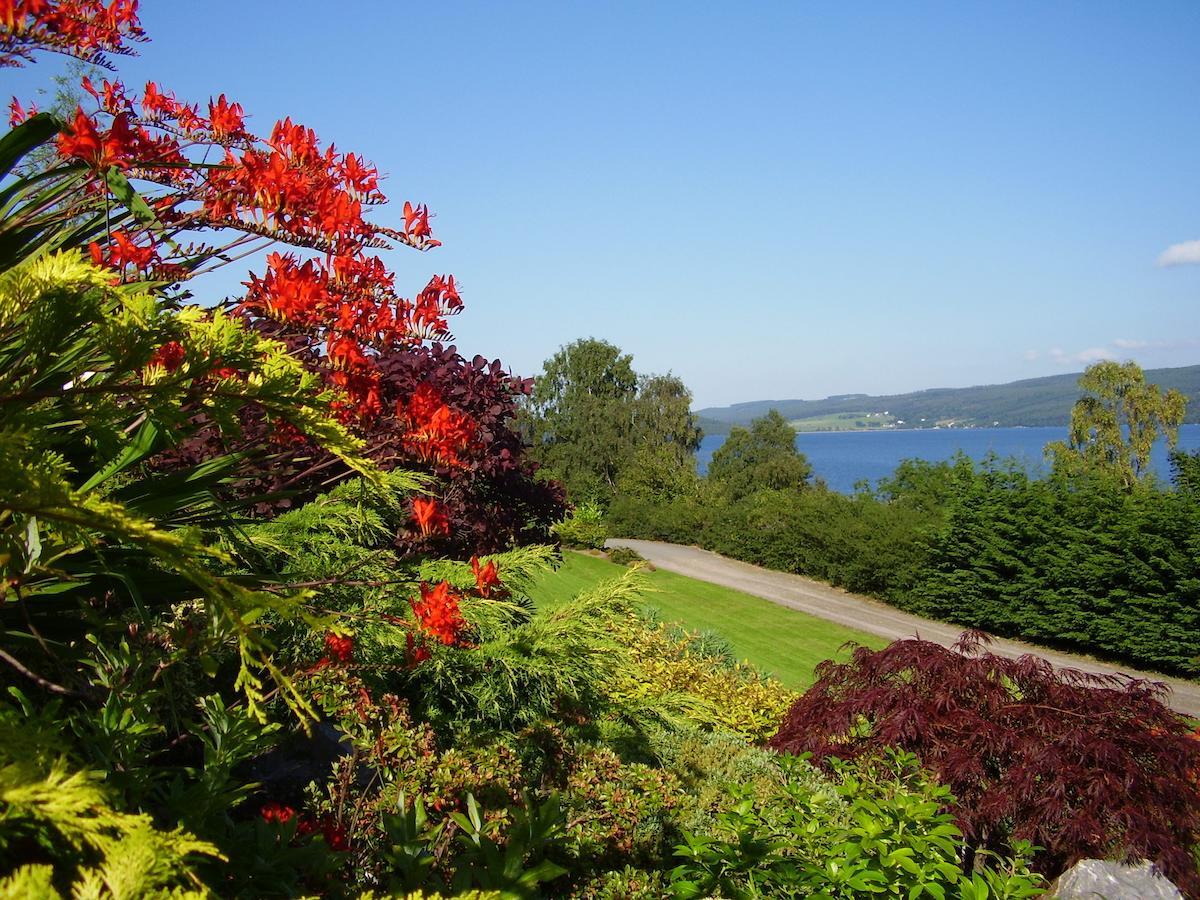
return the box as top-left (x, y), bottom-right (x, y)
top-left (404, 632), bottom-right (431, 667)
top-left (410, 580), bottom-right (466, 646)
top-left (411, 496), bottom-right (450, 537)
top-left (323, 632), bottom-right (354, 664)
top-left (318, 818), bottom-right (350, 851)
top-left (1, 0), bottom-right (147, 70)
top-left (398, 382), bottom-right (478, 468)
top-left (147, 340), bottom-right (185, 373)
top-left (8, 96), bottom-right (37, 126)
top-left (208, 93), bottom-right (245, 141)
top-left (471, 555), bottom-right (502, 598)
top-left (260, 801), bottom-right (296, 825)
top-left (91, 229), bottom-right (159, 274)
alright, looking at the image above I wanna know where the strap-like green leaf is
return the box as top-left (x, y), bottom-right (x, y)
top-left (80, 419), bottom-right (162, 492)
top-left (0, 114), bottom-right (62, 181)
top-left (104, 168), bottom-right (161, 228)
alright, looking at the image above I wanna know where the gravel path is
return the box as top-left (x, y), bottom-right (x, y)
top-left (606, 538), bottom-right (1200, 717)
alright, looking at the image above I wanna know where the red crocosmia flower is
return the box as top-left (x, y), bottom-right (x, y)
top-left (340, 153), bottom-right (379, 197)
top-left (208, 93), bottom-right (245, 141)
top-left (260, 802), bottom-right (296, 824)
top-left (8, 96), bottom-right (37, 126)
top-left (294, 814), bottom-right (349, 849)
top-left (93, 77), bottom-right (129, 114)
top-left (57, 107), bottom-right (104, 165)
top-left (141, 81), bottom-right (176, 118)
top-left (398, 382), bottom-right (477, 468)
top-left (402, 200), bottom-right (429, 236)
top-left (2, 0), bottom-right (146, 70)
top-left (270, 420), bottom-right (308, 448)
top-left (471, 556), bottom-right (502, 598)
top-left (323, 632), bottom-right (354, 664)
top-left (405, 382), bottom-right (445, 423)
top-left (91, 229), bottom-right (158, 273)
top-left (147, 340), bottom-right (185, 373)
top-left (328, 368), bottom-right (383, 422)
top-left (410, 581), bottom-right (465, 646)
top-left (404, 632), bottom-right (431, 667)
top-left (56, 106), bottom-right (140, 170)
top-left (242, 253), bottom-right (330, 325)
top-left (411, 497), bottom-right (450, 537)
top-left (318, 818), bottom-right (350, 851)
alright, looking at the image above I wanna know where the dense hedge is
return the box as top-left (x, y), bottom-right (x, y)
top-left (911, 466), bottom-right (1200, 673)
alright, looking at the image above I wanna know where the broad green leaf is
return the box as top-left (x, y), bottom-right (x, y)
top-left (0, 114), bottom-right (61, 181)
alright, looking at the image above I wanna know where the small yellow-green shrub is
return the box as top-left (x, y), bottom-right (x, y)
top-left (612, 617), bottom-right (796, 743)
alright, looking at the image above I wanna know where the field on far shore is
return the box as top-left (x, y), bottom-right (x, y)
top-left (788, 411), bottom-right (899, 431)
top-left (527, 551), bottom-right (886, 690)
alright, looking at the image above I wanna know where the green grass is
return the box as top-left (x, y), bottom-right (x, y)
top-left (787, 410), bottom-right (897, 432)
top-left (528, 551), bottom-right (887, 690)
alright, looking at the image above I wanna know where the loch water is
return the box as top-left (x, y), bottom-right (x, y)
top-left (696, 424), bottom-right (1200, 494)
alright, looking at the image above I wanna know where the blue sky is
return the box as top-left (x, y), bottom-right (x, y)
top-left (9, 1), bottom-right (1200, 407)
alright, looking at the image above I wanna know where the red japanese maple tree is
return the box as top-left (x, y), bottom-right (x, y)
top-left (769, 631), bottom-right (1200, 894)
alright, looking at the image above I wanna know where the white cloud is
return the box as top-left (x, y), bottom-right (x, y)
top-left (1157, 239), bottom-right (1200, 267)
top-left (1046, 346), bottom-right (1115, 366)
top-left (1027, 337), bottom-right (1199, 367)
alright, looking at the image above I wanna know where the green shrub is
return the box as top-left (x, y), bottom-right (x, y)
top-left (607, 495), bottom-right (705, 544)
top-left (669, 750), bottom-right (1047, 899)
top-left (569, 865), bottom-right (668, 899)
top-left (561, 745), bottom-right (683, 874)
top-left (607, 545), bottom-right (646, 566)
top-left (910, 462), bottom-right (1200, 673)
top-left (611, 617), bottom-right (797, 744)
top-left (552, 502), bottom-right (609, 549)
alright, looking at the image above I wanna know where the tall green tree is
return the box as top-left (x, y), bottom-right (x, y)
top-left (633, 373), bottom-right (703, 462)
top-left (523, 338), bottom-right (639, 501)
top-left (523, 340), bottom-right (703, 503)
top-left (1047, 360), bottom-right (1186, 488)
top-left (706, 410), bottom-right (812, 500)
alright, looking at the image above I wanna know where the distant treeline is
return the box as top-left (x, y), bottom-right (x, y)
top-left (697, 363), bottom-right (1200, 434)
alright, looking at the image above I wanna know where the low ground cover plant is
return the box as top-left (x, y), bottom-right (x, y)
top-left (606, 545), bottom-right (646, 566)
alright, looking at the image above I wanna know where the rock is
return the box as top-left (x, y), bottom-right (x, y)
top-left (245, 720), bottom-right (353, 798)
top-left (1051, 859), bottom-right (1183, 899)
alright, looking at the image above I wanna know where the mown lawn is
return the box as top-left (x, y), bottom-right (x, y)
top-left (527, 551), bottom-right (887, 690)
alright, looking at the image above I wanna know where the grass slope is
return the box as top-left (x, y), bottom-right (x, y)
top-left (528, 551), bottom-right (886, 690)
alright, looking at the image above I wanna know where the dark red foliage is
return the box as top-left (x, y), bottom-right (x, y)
top-left (362, 341), bottom-right (565, 553)
top-left (163, 331), bottom-right (564, 556)
top-left (768, 631), bottom-right (1200, 895)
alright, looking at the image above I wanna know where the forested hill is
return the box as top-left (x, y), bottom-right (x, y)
top-left (696, 364), bottom-right (1200, 435)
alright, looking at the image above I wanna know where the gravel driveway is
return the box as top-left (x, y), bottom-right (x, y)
top-left (606, 538), bottom-right (1200, 718)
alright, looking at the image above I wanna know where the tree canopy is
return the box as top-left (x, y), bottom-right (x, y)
top-left (522, 338), bottom-right (701, 502)
top-left (706, 410), bottom-right (812, 500)
top-left (1047, 360), bottom-right (1186, 488)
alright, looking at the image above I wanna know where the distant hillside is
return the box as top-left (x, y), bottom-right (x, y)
top-left (696, 364), bottom-right (1200, 435)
